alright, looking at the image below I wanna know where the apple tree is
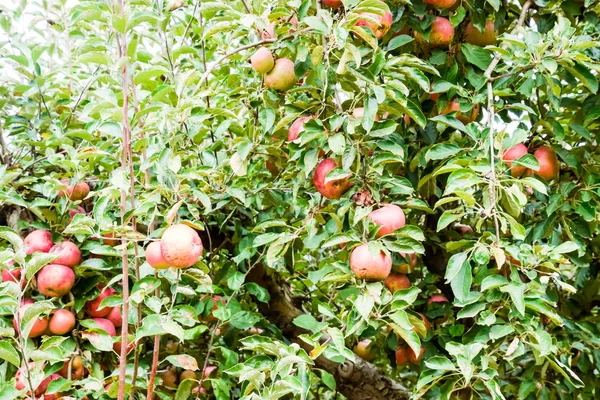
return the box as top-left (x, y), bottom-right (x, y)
top-left (0, 0), bottom-right (599, 399)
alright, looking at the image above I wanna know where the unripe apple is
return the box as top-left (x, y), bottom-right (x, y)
top-left (49, 309), bottom-right (76, 335)
top-left (24, 229), bottom-right (54, 254)
top-left (37, 264), bottom-right (75, 298)
top-left (384, 273), bottom-right (411, 293)
top-left (85, 285), bottom-right (117, 317)
top-left (287, 116), bottom-right (315, 142)
top-left (264, 58), bottom-right (297, 92)
top-left (440, 100), bottom-right (479, 124)
top-left (58, 355), bottom-right (85, 380)
top-left (322, 0), bottom-right (343, 7)
top-left (425, 0), bottom-right (457, 8)
top-left (369, 204), bottom-right (406, 237)
top-left (353, 339), bottom-right (376, 361)
top-left (429, 17), bottom-right (454, 48)
top-left (313, 158), bottom-right (353, 200)
top-left (350, 244), bottom-right (392, 281)
top-left (92, 317), bottom-right (117, 336)
top-left (58, 179), bottom-right (90, 201)
top-left (396, 252), bottom-right (417, 274)
top-left (502, 143), bottom-right (529, 177)
top-left (395, 346), bottom-right (409, 366)
top-left (106, 306), bottom-right (123, 328)
top-left (533, 146), bottom-right (560, 181)
top-left (465, 20), bottom-right (498, 46)
top-left (14, 300), bottom-right (49, 338)
top-left (250, 47), bottom-right (274, 74)
top-left (146, 241), bottom-right (170, 269)
top-left (408, 346), bottom-right (425, 364)
top-left (160, 224), bottom-right (203, 269)
top-left (49, 241), bottom-right (81, 267)
top-left (356, 7), bottom-right (393, 39)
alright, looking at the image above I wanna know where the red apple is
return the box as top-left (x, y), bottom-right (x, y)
top-left (24, 230), bottom-right (54, 254)
top-left (37, 264), bottom-right (75, 298)
top-left (287, 116), bottom-right (315, 142)
top-left (465, 20), bottom-right (498, 46)
top-left (352, 107), bottom-right (380, 121)
top-left (180, 370), bottom-right (198, 382)
top-left (384, 273), bottom-right (411, 293)
top-left (322, 0), bottom-right (343, 7)
top-left (68, 206), bottom-right (86, 223)
top-left (14, 300), bottom-right (49, 338)
top-left (396, 252), bottom-right (417, 274)
top-left (106, 306), bottom-right (123, 328)
top-left (415, 312), bottom-right (431, 335)
top-left (113, 331), bottom-right (135, 354)
top-left (429, 17), bottom-right (454, 48)
top-left (502, 143), bottom-right (529, 177)
top-left (313, 158), bottom-right (353, 200)
top-left (533, 146), bottom-right (559, 181)
top-left (264, 58), bottom-right (297, 92)
top-left (160, 224), bottom-right (203, 269)
top-left (395, 346), bottom-right (409, 366)
top-left (350, 243), bottom-right (392, 281)
top-left (146, 241), bottom-right (170, 269)
top-left (58, 179), bottom-right (90, 201)
top-left (2, 267), bottom-right (24, 287)
top-left (58, 355), bottom-right (85, 380)
top-left (408, 346), bottom-right (425, 364)
top-left (49, 241), bottom-right (81, 267)
top-left (250, 47), bottom-right (274, 74)
top-left (369, 204), bottom-right (406, 237)
top-left (354, 339), bottom-right (376, 361)
top-left (428, 295), bottom-right (449, 305)
top-left (439, 100), bottom-right (479, 124)
top-left (15, 363), bottom-right (53, 396)
top-left (92, 317), bottom-right (116, 336)
top-left (85, 286), bottom-right (117, 317)
top-left (356, 5), bottom-right (393, 40)
top-left (424, 0), bottom-right (457, 9)
top-left (49, 309), bottom-right (76, 335)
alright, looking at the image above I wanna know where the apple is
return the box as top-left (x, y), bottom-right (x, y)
top-left (356, 5), bottom-right (393, 40)
top-left (429, 17), bottom-right (454, 48)
top-left (250, 47), bottom-right (274, 74)
top-left (49, 241), bottom-right (81, 267)
top-left (428, 294), bottom-right (450, 323)
top-left (384, 273), bottom-right (411, 293)
top-left (42, 375), bottom-right (63, 400)
top-left (160, 367), bottom-right (178, 388)
top-left (2, 267), bottom-right (24, 287)
top-left (396, 252), bottom-right (417, 274)
top-left (106, 306), bottom-right (123, 328)
top-left (259, 12), bottom-right (298, 40)
top-left (180, 370), bottom-right (198, 381)
top-left (102, 232), bottom-right (120, 247)
top-left (502, 143), bottom-right (529, 177)
top-left (408, 346), bottom-right (425, 364)
top-left (160, 224), bottom-right (203, 269)
top-left (465, 20), bottom-right (498, 46)
top-left (395, 346), bottom-right (409, 366)
top-left (350, 243), bottom-right (392, 281)
top-left (352, 107), bottom-right (380, 121)
top-left (14, 300), bottom-right (48, 338)
top-left (49, 309), bottom-right (76, 335)
top-left (439, 100), bottom-right (479, 124)
top-left (92, 317), bottom-right (116, 336)
top-left (415, 312), bottom-right (431, 335)
top-left (58, 355), bottom-right (85, 380)
top-left (37, 264), bottom-right (75, 298)
top-left (369, 204), bottom-right (406, 237)
top-left (16, 363), bottom-right (53, 396)
top-left (313, 158), bottom-right (353, 200)
top-left (287, 116), bottom-right (315, 142)
top-left (353, 339), bottom-right (376, 361)
top-left (85, 285), bottom-right (117, 317)
top-left (58, 179), bottom-right (90, 201)
top-left (322, 0), bottom-right (343, 7)
top-left (533, 146), bottom-right (559, 181)
top-left (24, 229), bottom-right (54, 254)
top-left (264, 58), bottom-right (297, 92)
top-left (113, 331), bottom-right (135, 354)
top-left (424, 0), bottom-right (457, 9)
top-left (146, 241), bottom-right (170, 269)
top-left (68, 206), bottom-right (86, 223)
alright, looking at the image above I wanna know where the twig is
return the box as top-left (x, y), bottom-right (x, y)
top-left (0, 118), bottom-right (9, 165)
top-left (179, 0), bottom-right (200, 46)
top-left (64, 67), bottom-right (101, 126)
top-left (240, 0), bottom-right (251, 13)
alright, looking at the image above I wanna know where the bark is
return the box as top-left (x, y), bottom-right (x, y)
top-left (247, 265), bottom-right (411, 400)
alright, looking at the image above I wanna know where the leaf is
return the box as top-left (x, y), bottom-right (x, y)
top-left (437, 210), bottom-right (463, 232)
top-left (424, 356), bottom-right (455, 371)
top-left (500, 283), bottom-right (526, 316)
top-left (462, 44), bottom-right (492, 70)
top-left (77, 51), bottom-right (111, 65)
top-left (481, 275), bottom-right (508, 291)
top-left (165, 354), bottom-right (199, 371)
top-left (229, 311), bottom-right (261, 330)
top-left (551, 241), bottom-right (579, 255)
top-left (450, 259), bottom-right (472, 302)
top-left (0, 226), bottom-right (23, 249)
top-left (0, 342), bottom-right (20, 367)
top-left (25, 252), bottom-right (58, 280)
top-left (293, 315), bottom-right (328, 334)
top-left (429, 115), bottom-right (467, 133)
top-left (387, 34), bottom-right (413, 51)
top-left (426, 143), bottom-right (461, 161)
top-left (354, 293), bottom-right (374, 321)
top-left (456, 302), bottom-right (485, 319)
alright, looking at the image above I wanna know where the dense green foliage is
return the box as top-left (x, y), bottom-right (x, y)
top-left (1, 0), bottom-right (600, 399)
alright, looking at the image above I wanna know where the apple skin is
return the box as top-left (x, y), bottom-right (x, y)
top-left (146, 241), bottom-right (170, 269)
top-left (350, 244), bottom-right (392, 281)
top-left (15, 363), bottom-right (54, 396)
top-left (384, 273), bottom-right (411, 293)
top-left (287, 116), bottom-right (315, 142)
top-left (429, 17), bottom-right (454, 48)
top-left (49, 309), bottom-right (76, 335)
top-left (415, 312), bottom-right (431, 335)
top-left (264, 58), bottom-right (297, 92)
top-left (14, 300), bottom-right (49, 338)
top-left (58, 355), bottom-right (85, 380)
top-left (465, 20), bottom-right (498, 46)
top-left (160, 224), bottom-right (203, 269)
top-left (250, 47), bottom-right (274, 74)
top-left (180, 370), bottom-right (198, 381)
top-left (424, 0), bottom-right (457, 9)
top-left (68, 205), bottom-right (86, 223)
top-left (160, 367), bottom-right (179, 388)
top-left (49, 241), bottom-right (81, 268)
top-left (37, 264), bottom-right (75, 298)
top-left (113, 331), bottom-right (135, 354)
top-left (439, 100), bottom-right (479, 124)
top-left (352, 107), bottom-right (380, 121)
top-left (396, 252), bottom-right (417, 274)
top-left (356, 9), bottom-right (393, 40)
top-left (408, 346), bottom-right (425, 364)
top-left (369, 204), bottom-right (406, 237)
top-left (354, 339), bottom-right (376, 361)
top-left (502, 143), bottom-right (529, 177)
top-left (92, 317), bottom-right (117, 336)
top-left (24, 229), bottom-right (54, 254)
top-left (533, 146), bottom-right (560, 181)
top-left (2, 267), bottom-right (25, 287)
top-left (313, 158), bottom-right (353, 200)
top-left (322, 0), bottom-right (343, 7)
top-left (58, 179), bottom-right (90, 201)
top-left (102, 232), bottom-right (120, 247)
top-left (395, 346), bottom-right (409, 366)
top-left (106, 306), bottom-right (123, 328)
top-left (85, 286), bottom-right (117, 317)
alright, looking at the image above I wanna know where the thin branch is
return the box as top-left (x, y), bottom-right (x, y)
top-left (64, 67), bottom-right (101, 126)
top-left (240, 0), bottom-right (251, 13)
top-left (179, 0), bottom-right (200, 46)
top-left (198, 2), bottom-right (218, 160)
top-left (0, 118), bottom-right (10, 165)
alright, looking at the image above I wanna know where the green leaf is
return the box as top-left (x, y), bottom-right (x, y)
top-left (461, 44), bottom-right (492, 70)
top-left (246, 282), bottom-right (270, 303)
top-left (426, 143), bottom-right (461, 161)
top-left (293, 314), bottom-right (328, 334)
top-left (450, 260), bottom-right (472, 302)
top-left (77, 51), bottom-right (111, 65)
top-left (354, 293), bottom-right (374, 321)
top-left (0, 342), bottom-right (20, 367)
top-left (229, 311), bottom-right (261, 330)
top-left (456, 302), bottom-right (485, 319)
top-left (165, 354), bottom-right (199, 370)
top-left (437, 210), bottom-right (463, 232)
top-left (481, 275), bottom-right (508, 291)
top-left (424, 356), bottom-right (455, 371)
top-left (430, 115), bottom-right (467, 133)
top-left (445, 252), bottom-right (468, 282)
top-left (387, 34), bottom-right (413, 51)
top-left (25, 253), bottom-right (58, 280)
top-left (500, 282), bottom-right (526, 316)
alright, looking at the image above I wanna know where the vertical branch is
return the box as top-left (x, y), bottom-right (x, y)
top-left (198, 2), bottom-right (218, 161)
top-left (115, 0), bottom-right (131, 399)
top-left (0, 118), bottom-right (10, 166)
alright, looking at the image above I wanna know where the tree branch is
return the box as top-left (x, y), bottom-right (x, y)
top-left (247, 264), bottom-right (410, 400)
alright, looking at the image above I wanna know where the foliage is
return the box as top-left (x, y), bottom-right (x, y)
top-left (0, 0), bottom-right (600, 399)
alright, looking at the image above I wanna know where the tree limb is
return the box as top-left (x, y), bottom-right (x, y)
top-left (247, 264), bottom-right (411, 400)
